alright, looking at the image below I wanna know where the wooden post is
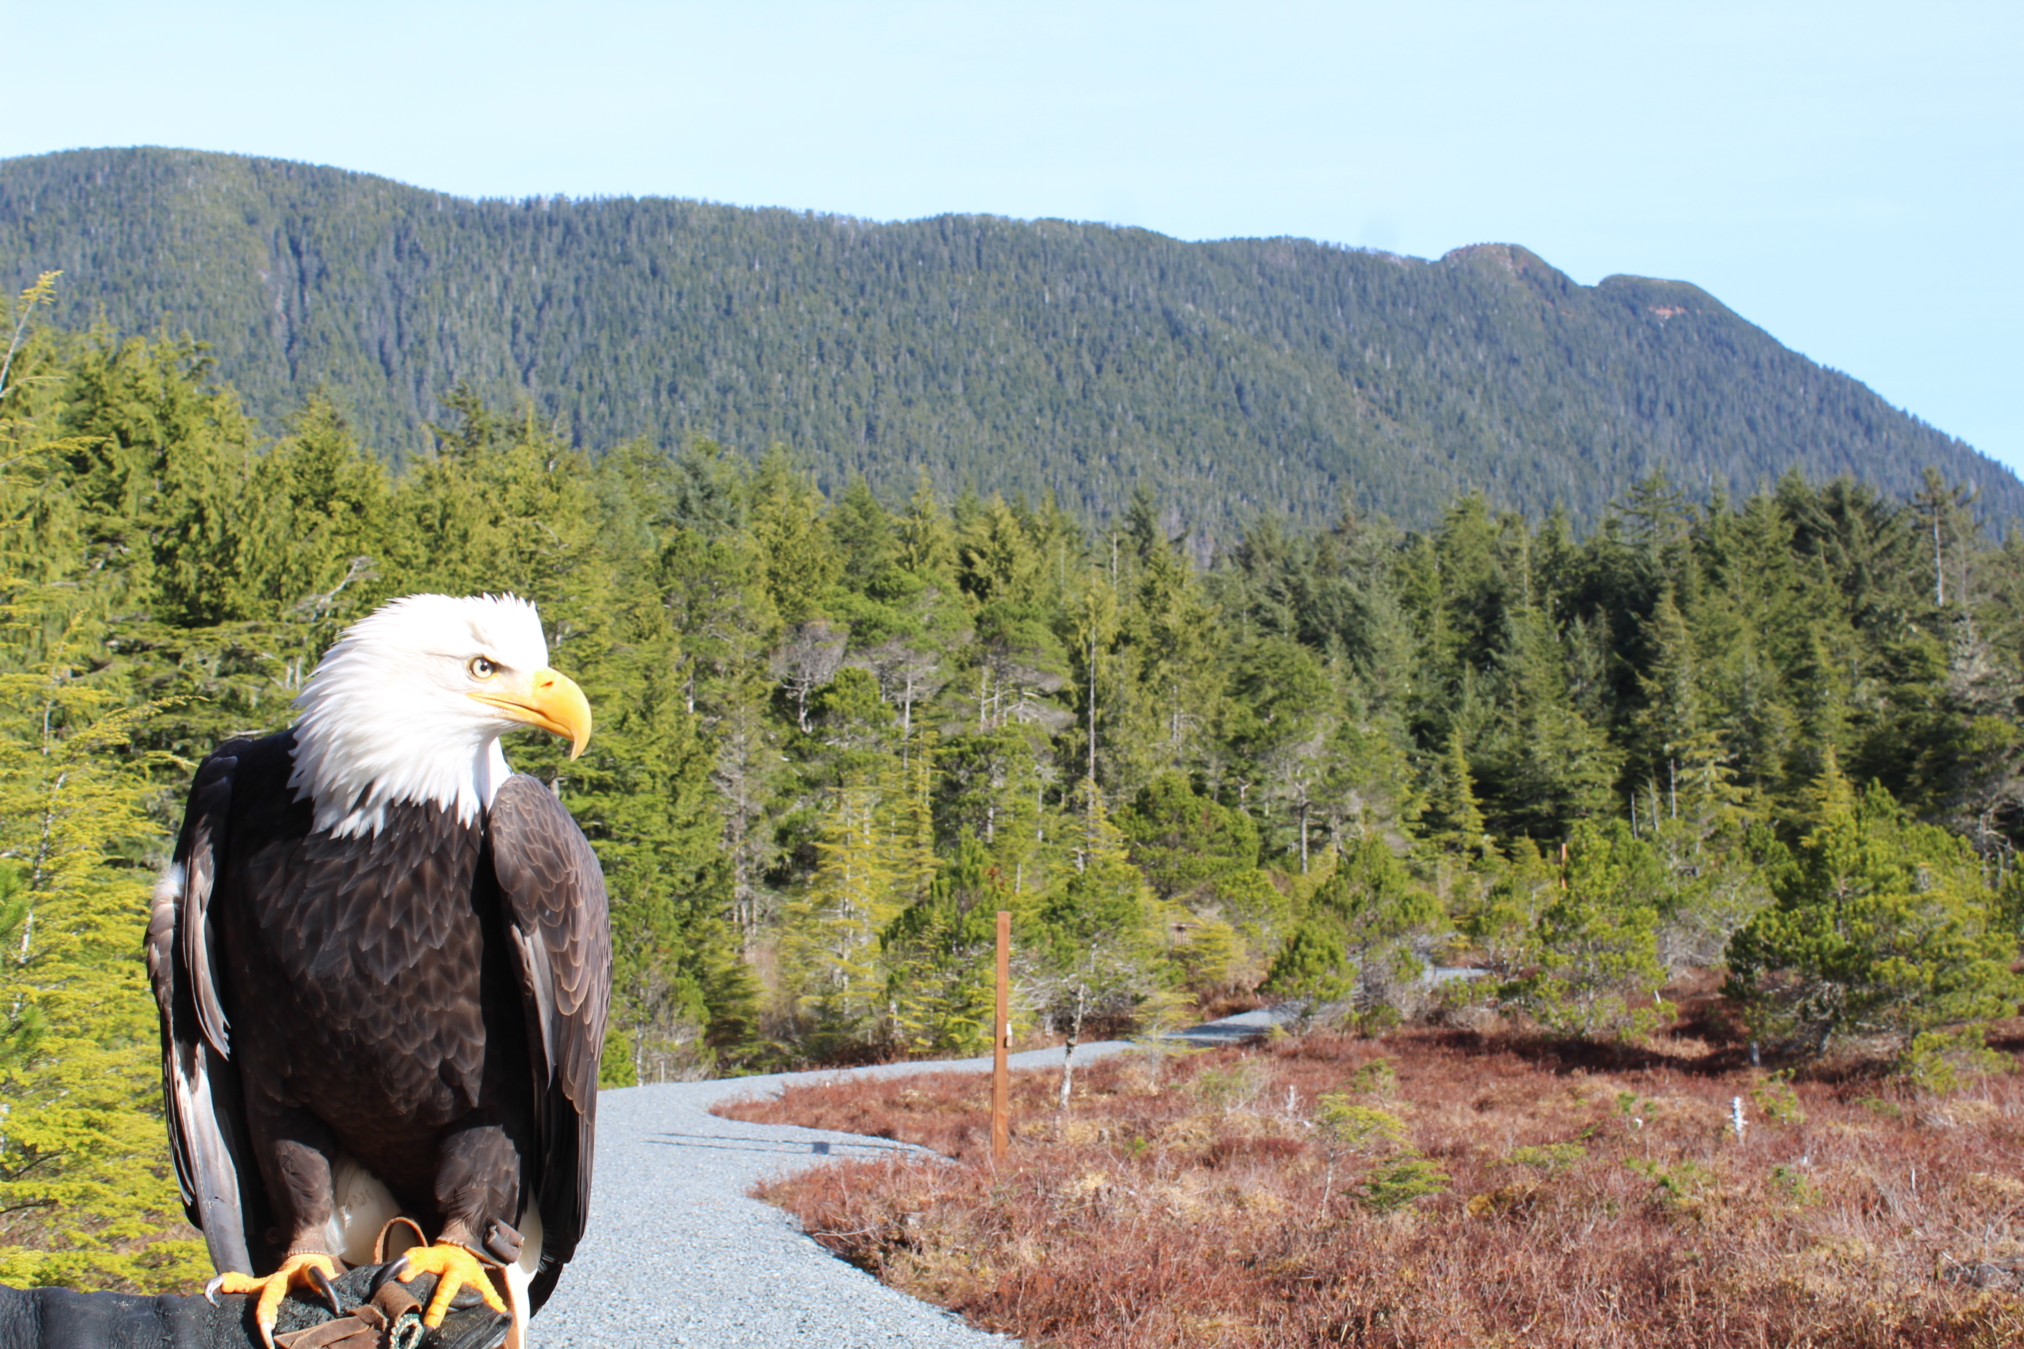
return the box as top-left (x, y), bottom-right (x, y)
top-left (992, 910), bottom-right (1010, 1165)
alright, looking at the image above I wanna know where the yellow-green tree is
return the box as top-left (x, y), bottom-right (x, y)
top-left (0, 608), bottom-right (206, 1291)
top-left (1511, 821), bottom-right (1669, 1040)
top-left (1725, 773), bottom-right (2021, 1055)
top-left (882, 832), bottom-right (999, 1056)
top-left (778, 782), bottom-right (905, 1058)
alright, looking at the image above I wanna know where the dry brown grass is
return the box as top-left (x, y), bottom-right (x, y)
top-left (716, 1019), bottom-right (2024, 1348)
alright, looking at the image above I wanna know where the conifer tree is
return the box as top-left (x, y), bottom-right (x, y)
top-left (1274, 834), bottom-right (1444, 1016)
top-left (1422, 726), bottom-right (1490, 859)
top-left (1633, 586), bottom-right (1704, 787)
top-left (780, 783), bottom-right (902, 1057)
top-left (1221, 634), bottom-right (1334, 862)
top-left (1064, 565), bottom-right (1122, 792)
top-left (1310, 713), bottom-right (1424, 868)
top-left (1113, 535), bottom-right (1224, 791)
top-left (58, 331), bottom-right (263, 626)
top-left (0, 607), bottom-right (207, 1292)
top-left (241, 394), bottom-right (394, 623)
top-left (747, 447), bottom-right (841, 626)
top-left (1484, 606), bottom-right (1620, 838)
top-left (1460, 841), bottom-right (1561, 977)
top-left (829, 474), bottom-right (897, 588)
top-left (1030, 780), bottom-right (1172, 1033)
top-left (882, 833), bottom-right (999, 1055)
top-left (561, 597), bottom-right (759, 1080)
top-left (1512, 821), bottom-right (1668, 1040)
top-left (1119, 771), bottom-right (1261, 910)
top-left (1725, 773), bottom-right (2020, 1055)
top-left (894, 470), bottom-right (957, 578)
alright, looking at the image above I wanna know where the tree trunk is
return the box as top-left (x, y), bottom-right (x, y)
top-left (1086, 632), bottom-right (1097, 783)
top-left (1059, 984), bottom-right (1087, 1113)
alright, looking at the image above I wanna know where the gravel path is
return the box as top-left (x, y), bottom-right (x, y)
top-left (535, 1011), bottom-right (1283, 1348)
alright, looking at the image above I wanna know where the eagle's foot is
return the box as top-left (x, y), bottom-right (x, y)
top-left (206, 1251), bottom-right (344, 1349)
top-left (389, 1240), bottom-right (509, 1328)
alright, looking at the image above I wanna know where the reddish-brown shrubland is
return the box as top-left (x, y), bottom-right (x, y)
top-left (717, 1023), bottom-right (2024, 1348)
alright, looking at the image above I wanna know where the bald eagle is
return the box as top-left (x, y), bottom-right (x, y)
top-left (147, 594), bottom-right (611, 1347)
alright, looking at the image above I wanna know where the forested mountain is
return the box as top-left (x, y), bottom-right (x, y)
top-left (3, 146), bottom-right (2015, 534)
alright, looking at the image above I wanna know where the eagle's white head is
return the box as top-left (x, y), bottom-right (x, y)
top-left (288, 593), bottom-right (593, 838)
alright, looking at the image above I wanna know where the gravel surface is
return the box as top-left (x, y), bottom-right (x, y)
top-left (535, 1011), bottom-right (1285, 1348)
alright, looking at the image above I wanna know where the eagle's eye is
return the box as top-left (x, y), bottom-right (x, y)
top-left (469, 656), bottom-right (498, 679)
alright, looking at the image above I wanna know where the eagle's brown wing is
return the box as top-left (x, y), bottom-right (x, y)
top-left (146, 740), bottom-right (268, 1276)
top-left (485, 774), bottom-right (611, 1307)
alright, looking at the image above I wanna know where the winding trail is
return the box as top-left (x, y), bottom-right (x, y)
top-left (536, 1011), bottom-right (1279, 1348)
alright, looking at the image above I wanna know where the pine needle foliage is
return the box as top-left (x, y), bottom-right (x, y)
top-left (1725, 774), bottom-right (2021, 1055)
top-left (0, 604), bottom-right (206, 1291)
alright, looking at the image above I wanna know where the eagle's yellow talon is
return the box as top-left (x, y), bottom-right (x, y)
top-left (394, 1240), bottom-right (509, 1328)
top-left (207, 1251), bottom-right (344, 1349)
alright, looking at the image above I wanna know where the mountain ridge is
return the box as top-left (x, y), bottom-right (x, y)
top-left (2, 145), bottom-right (2013, 533)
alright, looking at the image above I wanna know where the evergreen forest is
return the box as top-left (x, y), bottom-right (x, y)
top-left (1, 279), bottom-right (2021, 1293)
top-left (3, 147), bottom-right (2017, 541)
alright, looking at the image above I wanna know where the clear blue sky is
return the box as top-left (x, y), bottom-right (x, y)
top-left (11, 1), bottom-right (2021, 481)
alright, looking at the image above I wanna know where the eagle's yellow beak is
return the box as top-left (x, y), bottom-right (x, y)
top-left (470, 667), bottom-right (593, 759)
